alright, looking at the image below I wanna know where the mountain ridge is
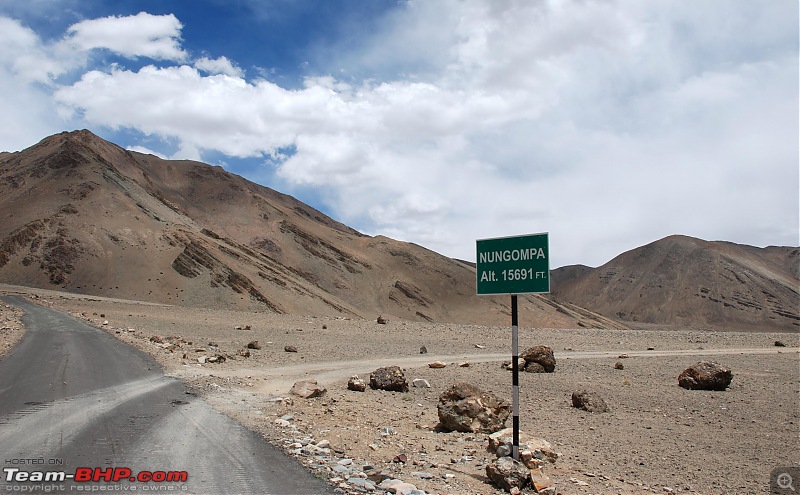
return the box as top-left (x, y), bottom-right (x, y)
top-left (0, 130), bottom-right (624, 329)
top-left (3, 130), bottom-right (796, 331)
top-left (551, 234), bottom-right (799, 331)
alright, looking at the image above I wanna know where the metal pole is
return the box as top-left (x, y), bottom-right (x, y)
top-left (511, 295), bottom-right (520, 460)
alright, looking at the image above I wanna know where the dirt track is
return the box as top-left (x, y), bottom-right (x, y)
top-left (2, 286), bottom-right (798, 494)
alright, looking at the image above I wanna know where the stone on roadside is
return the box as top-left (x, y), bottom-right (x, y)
top-left (284, 345), bottom-right (298, 353)
top-left (571, 390), bottom-right (609, 413)
top-left (438, 382), bottom-right (510, 433)
top-left (428, 361), bottom-right (447, 369)
top-left (377, 316), bottom-right (388, 324)
top-left (486, 456), bottom-right (530, 492)
top-left (246, 340), bottom-right (261, 350)
top-left (347, 375), bottom-right (367, 392)
top-left (370, 366), bottom-right (409, 392)
top-left (614, 361), bottom-right (624, 370)
top-left (347, 478), bottom-right (376, 491)
top-left (678, 361), bottom-right (733, 391)
top-left (412, 378), bottom-right (431, 388)
top-left (290, 380), bottom-right (326, 398)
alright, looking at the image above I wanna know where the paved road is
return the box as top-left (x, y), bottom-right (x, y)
top-left (0, 295), bottom-right (333, 494)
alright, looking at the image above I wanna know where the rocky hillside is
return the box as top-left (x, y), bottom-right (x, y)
top-left (0, 130), bottom-right (622, 328)
top-left (551, 235), bottom-right (799, 331)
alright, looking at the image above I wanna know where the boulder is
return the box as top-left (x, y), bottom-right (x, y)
top-left (571, 390), bottom-right (609, 413)
top-left (437, 382), bottom-right (511, 433)
top-left (520, 345), bottom-right (556, 372)
top-left (485, 456), bottom-right (529, 492)
top-left (412, 379), bottom-right (431, 388)
top-left (369, 366), bottom-right (409, 392)
top-left (290, 380), bottom-right (326, 398)
top-left (678, 361), bottom-right (733, 391)
top-left (347, 375), bottom-right (367, 392)
top-left (487, 428), bottom-right (559, 464)
top-left (246, 340), bottom-right (261, 350)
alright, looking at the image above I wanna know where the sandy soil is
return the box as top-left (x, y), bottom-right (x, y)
top-left (1, 285), bottom-right (798, 495)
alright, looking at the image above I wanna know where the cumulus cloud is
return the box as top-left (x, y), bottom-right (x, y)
top-left (194, 56), bottom-right (243, 77)
top-left (5, 1), bottom-right (799, 266)
top-left (62, 12), bottom-right (186, 61)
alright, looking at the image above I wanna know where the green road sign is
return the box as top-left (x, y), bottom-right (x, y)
top-left (476, 233), bottom-right (550, 295)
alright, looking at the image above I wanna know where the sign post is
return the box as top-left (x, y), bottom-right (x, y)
top-left (476, 233), bottom-right (550, 460)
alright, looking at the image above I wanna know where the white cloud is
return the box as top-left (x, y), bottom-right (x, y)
top-left (0, 16), bottom-right (68, 83)
top-left (63, 12), bottom-right (186, 61)
top-left (5, 1), bottom-right (799, 268)
top-left (194, 56), bottom-right (243, 77)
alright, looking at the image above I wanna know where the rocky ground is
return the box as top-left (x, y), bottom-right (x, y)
top-left (1, 285), bottom-right (798, 495)
top-left (0, 300), bottom-right (24, 357)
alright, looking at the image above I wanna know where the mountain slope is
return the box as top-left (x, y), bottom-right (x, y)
top-left (0, 130), bottom-right (622, 328)
top-left (551, 235), bottom-right (799, 331)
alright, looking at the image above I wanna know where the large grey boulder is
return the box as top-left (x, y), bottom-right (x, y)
top-left (437, 382), bottom-right (510, 433)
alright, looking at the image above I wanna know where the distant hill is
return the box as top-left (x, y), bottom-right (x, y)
top-left (0, 130), bottom-right (623, 328)
top-left (551, 235), bottom-right (799, 331)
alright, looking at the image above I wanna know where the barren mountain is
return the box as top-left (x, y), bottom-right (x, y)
top-left (552, 235), bottom-right (799, 331)
top-left (0, 130), bottom-right (622, 328)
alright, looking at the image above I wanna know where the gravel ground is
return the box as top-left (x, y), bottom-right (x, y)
top-left (1, 286), bottom-right (798, 495)
top-left (0, 300), bottom-right (25, 357)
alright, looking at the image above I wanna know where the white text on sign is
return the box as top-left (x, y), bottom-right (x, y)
top-left (480, 269), bottom-right (547, 282)
top-left (478, 247), bottom-right (546, 264)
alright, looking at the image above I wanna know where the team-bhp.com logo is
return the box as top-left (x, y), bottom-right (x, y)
top-left (4, 466), bottom-right (188, 483)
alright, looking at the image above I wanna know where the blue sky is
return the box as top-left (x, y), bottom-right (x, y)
top-left (0, 0), bottom-right (797, 268)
